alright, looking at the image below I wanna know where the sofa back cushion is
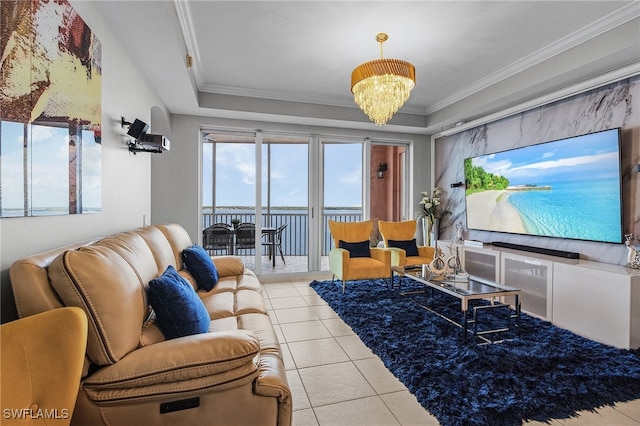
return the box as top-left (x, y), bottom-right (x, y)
top-left (155, 224), bottom-right (194, 271)
top-left (135, 226), bottom-right (178, 276)
top-left (48, 245), bottom-right (147, 366)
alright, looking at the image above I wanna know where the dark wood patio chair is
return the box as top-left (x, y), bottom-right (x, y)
top-left (202, 223), bottom-right (234, 255)
top-left (234, 223), bottom-right (256, 254)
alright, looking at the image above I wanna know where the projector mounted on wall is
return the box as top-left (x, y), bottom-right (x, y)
top-left (129, 134), bottom-right (171, 153)
top-left (121, 117), bottom-right (170, 154)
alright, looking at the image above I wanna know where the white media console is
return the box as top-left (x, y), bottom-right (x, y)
top-left (437, 240), bottom-right (640, 349)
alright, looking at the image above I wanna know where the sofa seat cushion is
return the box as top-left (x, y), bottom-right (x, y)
top-left (83, 331), bottom-right (260, 403)
top-left (210, 314), bottom-right (281, 359)
top-left (211, 272), bottom-right (263, 293)
top-left (199, 289), bottom-right (266, 320)
top-left (343, 256), bottom-right (389, 279)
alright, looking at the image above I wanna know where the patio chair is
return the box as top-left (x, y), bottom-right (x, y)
top-left (378, 219), bottom-right (435, 266)
top-left (327, 220), bottom-right (391, 293)
top-left (234, 223), bottom-right (256, 254)
top-left (202, 223), bottom-right (234, 255)
top-left (262, 223), bottom-right (287, 266)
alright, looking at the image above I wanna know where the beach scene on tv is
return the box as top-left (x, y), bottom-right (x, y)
top-left (464, 129), bottom-right (623, 243)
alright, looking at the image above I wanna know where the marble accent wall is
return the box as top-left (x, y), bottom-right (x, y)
top-left (434, 76), bottom-right (640, 266)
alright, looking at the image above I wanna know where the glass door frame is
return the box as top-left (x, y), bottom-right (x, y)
top-left (201, 127), bottom-right (414, 276)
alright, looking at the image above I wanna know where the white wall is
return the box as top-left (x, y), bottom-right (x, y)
top-left (151, 115), bottom-right (432, 245)
top-left (0, 1), bottom-right (168, 322)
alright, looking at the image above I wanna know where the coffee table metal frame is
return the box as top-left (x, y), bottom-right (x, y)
top-left (391, 264), bottom-right (522, 342)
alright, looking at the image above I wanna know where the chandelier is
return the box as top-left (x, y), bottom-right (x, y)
top-left (351, 33), bottom-right (415, 126)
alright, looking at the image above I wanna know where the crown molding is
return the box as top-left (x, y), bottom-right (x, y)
top-left (174, 1), bottom-right (202, 81)
top-left (432, 62), bottom-right (640, 139)
top-left (425, 2), bottom-right (640, 115)
top-left (198, 83), bottom-right (427, 115)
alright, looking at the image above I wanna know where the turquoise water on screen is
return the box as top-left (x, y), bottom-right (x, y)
top-left (507, 178), bottom-right (622, 243)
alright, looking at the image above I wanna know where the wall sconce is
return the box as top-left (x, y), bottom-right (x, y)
top-left (377, 162), bottom-right (388, 179)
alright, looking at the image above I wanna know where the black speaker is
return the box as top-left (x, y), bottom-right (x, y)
top-left (126, 119), bottom-right (149, 140)
top-left (491, 241), bottom-right (579, 259)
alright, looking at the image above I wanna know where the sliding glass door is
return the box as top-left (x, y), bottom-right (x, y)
top-left (202, 129), bottom-right (411, 276)
top-left (260, 134), bottom-right (309, 273)
top-left (321, 140), bottom-right (364, 268)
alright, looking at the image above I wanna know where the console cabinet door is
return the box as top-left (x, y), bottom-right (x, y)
top-left (553, 262), bottom-right (638, 349)
top-left (462, 246), bottom-right (500, 282)
top-left (501, 252), bottom-right (553, 320)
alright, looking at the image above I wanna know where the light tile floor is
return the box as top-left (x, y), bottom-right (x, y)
top-left (262, 276), bottom-right (640, 426)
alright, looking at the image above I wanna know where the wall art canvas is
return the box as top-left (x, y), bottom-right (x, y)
top-left (0, 0), bottom-right (102, 217)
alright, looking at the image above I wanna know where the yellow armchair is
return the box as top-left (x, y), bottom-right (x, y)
top-left (1, 307), bottom-right (88, 426)
top-left (378, 219), bottom-right (435, 266)
top-left (328, 220), bottom-right (391, 293)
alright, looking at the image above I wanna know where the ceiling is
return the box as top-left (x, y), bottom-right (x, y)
top-left (85, 1), bottom-right (640, 134)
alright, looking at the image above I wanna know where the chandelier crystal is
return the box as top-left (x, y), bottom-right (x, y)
top-left (351, 33), bottom-right (415, 126)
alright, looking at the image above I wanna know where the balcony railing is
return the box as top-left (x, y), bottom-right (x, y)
top-left (203, 208), bottom-right (362, 256)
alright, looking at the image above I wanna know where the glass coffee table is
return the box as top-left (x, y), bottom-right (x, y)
top-left (391, 264), bottom-right (522, 342)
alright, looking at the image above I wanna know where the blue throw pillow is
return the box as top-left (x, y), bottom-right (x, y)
top-left (339, 240), bottom-right (370, 258)
top-left (182, 244), bottom-right (219, 291)
top-left (388, 239), bottom-right (420, 257)
top-left (148, 265), bottom-right (210, 340)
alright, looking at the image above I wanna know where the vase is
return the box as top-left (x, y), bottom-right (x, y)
top-left (430, 219), bottom-right (439, 247)
top-left (419, 217), bottom-right (429, 246)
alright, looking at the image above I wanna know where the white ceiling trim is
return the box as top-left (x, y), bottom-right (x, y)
top-left (172, 1), bottom-right (638, 119)
top-left (432, 61), bottom-right (640, 140)
top-left (197, 82), bottom-right (426, 115)
top-left (427, 2), bottom-right (639, 115)
top-left (174, 1), bottom-right (202, 84)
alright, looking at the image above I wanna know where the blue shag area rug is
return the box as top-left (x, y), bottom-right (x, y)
top-left (310, 277), bottom-right (640, 426)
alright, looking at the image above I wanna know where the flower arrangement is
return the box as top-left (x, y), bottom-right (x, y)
top-left (419, 187), bottom-right (443, 225)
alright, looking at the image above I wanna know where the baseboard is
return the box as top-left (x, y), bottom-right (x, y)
top-left (491, 241), bottom-right (579, 259)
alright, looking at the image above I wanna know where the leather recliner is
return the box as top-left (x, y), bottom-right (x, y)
top-left (9, 224), bottom-right (291, 426)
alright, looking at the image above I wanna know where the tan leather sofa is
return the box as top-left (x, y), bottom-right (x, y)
top-left (9, 224), bottom-right (291, 426)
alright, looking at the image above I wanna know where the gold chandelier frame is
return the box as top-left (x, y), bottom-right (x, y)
top-left (351, 33), bottom-right (416, 126)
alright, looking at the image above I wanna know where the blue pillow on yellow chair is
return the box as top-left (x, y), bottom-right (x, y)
top-left (388, 239), bottom-right (419, 257)
top-left (339, 240), bottom-right (371, 258)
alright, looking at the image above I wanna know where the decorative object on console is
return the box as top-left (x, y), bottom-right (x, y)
top-left (419, 187), bottom-right (445, 246)
top-left (464, 240), bottom-right (485, 248)
top-left (455, 221), bottom-right (465, 243)
top-left (625, 234), bottom-right (640, 269)
top-left (351, 33), bottom-right (415, 126)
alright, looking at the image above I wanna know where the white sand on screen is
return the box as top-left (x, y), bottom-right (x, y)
top-left (466, 190), bottom-right (526, 233)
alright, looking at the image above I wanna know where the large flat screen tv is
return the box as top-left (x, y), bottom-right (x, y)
top-left (463, 128), bottom-right (623, 243)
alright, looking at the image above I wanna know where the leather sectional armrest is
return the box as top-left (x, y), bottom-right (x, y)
top-left (211, 256), bottom-right (245, 278)
top-left (83, 330), bottom-right (260, 402)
